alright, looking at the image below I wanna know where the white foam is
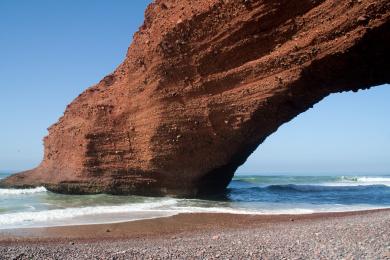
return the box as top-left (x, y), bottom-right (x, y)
top-left (0, 198), bottom-right (178, 229)
top-left (356, 176), bottom-right (390, 183)
top-left (171, 204), bottom-right (389, 215)
top-left (322, 176), bottom-right (390, 187)
top-left (171, 206), bottom-right (316, 215)
top-left (0, 187), bottom-right (47, 195)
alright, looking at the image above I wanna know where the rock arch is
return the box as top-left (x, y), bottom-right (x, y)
top-left (1, 0), bottom-right (389, 196)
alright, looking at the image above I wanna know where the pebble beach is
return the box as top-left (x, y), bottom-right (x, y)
top-left (0, 209), bottom-right (389, 259)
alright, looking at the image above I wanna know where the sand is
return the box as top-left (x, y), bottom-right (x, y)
top-left (0, 209), bottom-right (389, 259)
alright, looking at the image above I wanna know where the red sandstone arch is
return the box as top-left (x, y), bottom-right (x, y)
top-left (1, 0), bottom-right (389, 196)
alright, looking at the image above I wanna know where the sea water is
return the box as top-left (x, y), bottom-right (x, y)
top-left (0, 172), bottom-right (389, 229)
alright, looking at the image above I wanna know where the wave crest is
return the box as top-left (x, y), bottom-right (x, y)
top-left (0, 198), bottom-right (178, 228)
top-left (336, 176), bottom-right (390, 186)
top-left (0, 187), bottom-right (47, 195)
top-left (265, 184), bottom-right (388, 192)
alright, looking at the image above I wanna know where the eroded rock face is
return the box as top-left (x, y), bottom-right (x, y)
top-left (1, 0), bottom-right (389, 196)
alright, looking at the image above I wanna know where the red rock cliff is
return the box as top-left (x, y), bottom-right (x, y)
top-left (1, 0), bottom-right (389, 196)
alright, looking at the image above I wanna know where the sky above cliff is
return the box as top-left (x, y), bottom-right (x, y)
top-left (0, 1), bottom-right (389, 174)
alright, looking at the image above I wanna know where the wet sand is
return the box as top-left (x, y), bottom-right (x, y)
top-left (0, 209), bottom-right (389, 259)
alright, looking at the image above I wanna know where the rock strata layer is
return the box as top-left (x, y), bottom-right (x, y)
top-left (1, 0), bottom-right (389, 196)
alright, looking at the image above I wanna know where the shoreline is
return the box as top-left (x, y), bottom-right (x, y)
top-left (1, 208), bottom-right (389, 258)
top-left (1, 208), bottom-right (389, 243)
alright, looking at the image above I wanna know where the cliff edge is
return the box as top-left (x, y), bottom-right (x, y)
top-left (1, 0), bottom-right (389, 196)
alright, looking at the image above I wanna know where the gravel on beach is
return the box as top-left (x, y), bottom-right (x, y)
top-left (1, 210), bottom-right (389, 259)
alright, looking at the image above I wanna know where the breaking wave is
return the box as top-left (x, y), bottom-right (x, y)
top-left (264, 184), bottom-right (389, 192)
top-left (0, 187), bottom-right (47, 195)
top-left (335, 176), bottom-right (390, 186)
top-left (0, 198), bottom-right (178, 228)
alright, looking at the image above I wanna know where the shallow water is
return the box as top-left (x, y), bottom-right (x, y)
top-left (0, 173), bottom-right (389, 229)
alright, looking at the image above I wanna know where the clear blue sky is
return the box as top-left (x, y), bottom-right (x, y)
top-left (0, 1), bottom-right (389, 174)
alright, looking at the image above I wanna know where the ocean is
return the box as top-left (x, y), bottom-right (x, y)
top-left (0, 173), bottom-right (389, 229)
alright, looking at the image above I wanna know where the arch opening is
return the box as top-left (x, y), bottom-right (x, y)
top-left (237, 84), bottom-right (390, 176)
